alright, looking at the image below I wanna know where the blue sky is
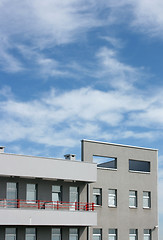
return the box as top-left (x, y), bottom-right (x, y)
top-left (0, 0), bottom-right (163, 237)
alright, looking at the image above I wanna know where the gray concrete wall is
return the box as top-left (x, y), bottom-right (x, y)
top-left (82, 140), bottom-right (158, 240)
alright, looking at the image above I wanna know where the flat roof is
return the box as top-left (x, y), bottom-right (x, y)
top-left (82, 139), bottom-right (158, 151)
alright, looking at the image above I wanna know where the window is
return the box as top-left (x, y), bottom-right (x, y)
top-left (108, 229), bottom-right (117, 240)
top-left (26, 184), bottom-right (36, 203)
top-left (129, 160), bottom-right (150, 172)
top-left (52, 228), bottom-right (61, 240)
top-left (93, 188), bottom-right (102, 206)
top-left (129, 229), bottom-right (137, 240)
top-left (25, 228), bottom-right (36, 240)
top-left (69, 187), bottom-right (79, 210)
top-left (93, 156), bottom-right (117, 169)
top-left (7, 182), bottom-right (17, 208)
top-left (93, 229), bottom-right (102, 240)
top-left (5, 228), bottom-right (16, 240)
top-left (144, 229), bottom-right (151, 240)
top-left (69, 228), bottom-right (78, 240)
top-left (129, 191), bottom-right (137, 208)
top-left (52, 186), bottom-right (62, 202)
top-left (108, 189), bottom-right (117, 207)
top-left (143, 192), bottom-right (151, 208)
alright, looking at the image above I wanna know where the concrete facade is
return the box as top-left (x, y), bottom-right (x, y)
top-left (0, 140), bottom-right (158, 240)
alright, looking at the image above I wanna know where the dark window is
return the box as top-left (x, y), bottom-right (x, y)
top-left (129, 160), bottom-right (150, 172)
top-left (93, 156), bottom-right (117, 169)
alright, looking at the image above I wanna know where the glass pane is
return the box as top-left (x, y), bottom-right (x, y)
top-left (52, 236), bottom-right (60, 240)
top-left (129, 236), bottom-right (136, 240)
top-left (6, 236), bottom-right (16, 240)
top-left (52, 193), bottom-right (61, 202)
top-left (109, 229), bottom-right (116, 234)
top-left (70, 188), bottom-right (78, 202)
top-left (109, 196), bottom-right (116, 206)
top-left (70, 229), bottom-right (78, 234)
top-left (26, 228), bottom-right (35, 234)
top-left (93, 229), bottom-right (101, 234)
top-left (143, 198), bottom-right (149, 208)
top-left (27, 184), bottom-right (36, 201)
top-left (93, 188), bottom-right (101, 194)
top-left (129, 191), bottom-right (136, 196)
top-left (93, 236), bottom-right (101, 240)
top-left (69, 236), bottom-right (78, 240)
top-left (7, 183), bottom-right (17, 208)
top-left (6, 228), bottom-right (16, 235)
top-left (52, 186), bottom-right (61, 192)
top-left (27, 184), bottom-right (36, 191)
top-left (26, 236), bottom-right (35, 240)
top-left (108, 236), bottom-right (115, 240)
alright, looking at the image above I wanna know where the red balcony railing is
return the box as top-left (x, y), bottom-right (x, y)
top-left (0, 199), bottom-right (95, 211)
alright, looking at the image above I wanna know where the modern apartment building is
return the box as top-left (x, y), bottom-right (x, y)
top-left (0, 140), bottom-right (158, 240)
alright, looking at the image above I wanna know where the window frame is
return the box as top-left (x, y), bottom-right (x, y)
top-left (93, 188), bottom-right (102, 206)
top-left (108, 229), bottom-right (117, 240)
top-left (129, 229), bottom-right (138, 240)
top-left (69, 228), bottom-right (79, 240)
top-left (6, 182), bottom-right (17, 208)
top-left (52, 228), bottom-right (61, 240)
top-left (144, 229), bottom-right (151, 240)
top-left (25, 228), bottom-right (36, 240)
top-left (129, 190), bottom-right (137, 208)
top-left (93, 228), bottom-right (102, 240)
top-left (52, 185), bottom-right (62, 202)
top-left (108, 189), bottom-right (117, 207)
top-left (143, 191), bottom-right (151, 209)
top-left (5, 228), bottom-right (16, 240)
top-left (26, 184), bottom-right (37, 203)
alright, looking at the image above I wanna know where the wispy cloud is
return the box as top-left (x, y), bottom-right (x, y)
top-left (0, 82), bottom-right (163, 148)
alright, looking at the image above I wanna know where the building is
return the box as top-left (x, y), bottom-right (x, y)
top-left (0, 140), bottom-right (158, 240)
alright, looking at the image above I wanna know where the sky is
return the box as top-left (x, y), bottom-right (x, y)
top-left (0, 0), bottom-right (163, 237)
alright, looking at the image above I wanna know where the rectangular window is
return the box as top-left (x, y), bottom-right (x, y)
top-left (93, 188), bottom-right (102, 206)
top-left (26, 184), bottom-right (36, 203)
top-left (5, 228), bottom-right (16, 240)
top-left (108, 229), bottom-right (117, 240)
top-left (144, 229), bottom-right (151, 240)
top-left (93, 156), bottom-right (117, 169)
top-left (143, 192), bottom-right (151, 208)
top-left (7, 182), bottom-right (17, 208)
top-left (25, 228), bottom-right (36, 240)
top-left (129, 191), bottom-right (137, 208)
top-left (108, 189), bottom-right (117, 207)
top-left (52, 228), bottom-right (61, 240)
top-left (129, 229), bottom-right (138, 240)
top-left (93, 229), bottom-right (102, 240)
top-left (52, 186), bottom-right (62, 202)
top-left (129, 160), bottom-right (150, 172)
top-left (69, 187), bottom-right (79, 211)
top-left (69, 228), bottom-right (78, 240)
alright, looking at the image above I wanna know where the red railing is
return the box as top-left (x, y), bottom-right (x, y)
top-left (0, 199), bottom-right (95, 211)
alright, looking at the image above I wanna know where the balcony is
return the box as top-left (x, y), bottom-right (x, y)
top-left (0, 199), bottom-right (97, 226)
top-left (0, 153), bottom-right (97, 182)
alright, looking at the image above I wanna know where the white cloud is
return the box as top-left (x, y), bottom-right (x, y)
top-left (105, 0), bottom-right (163, 39)
top-left (95, 47), bottom-right (145, 91)
top-left (1, 84), bottom-right (163, 147)
top-left (101, 36), bottom-right (124, 49)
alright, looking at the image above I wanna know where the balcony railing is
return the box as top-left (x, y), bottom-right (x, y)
top-left (0, 199), bottom-right (95, 211)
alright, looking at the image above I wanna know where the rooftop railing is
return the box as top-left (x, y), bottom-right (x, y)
top-left (0, 199), bottom-right (95, 211)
